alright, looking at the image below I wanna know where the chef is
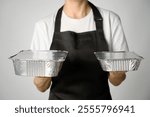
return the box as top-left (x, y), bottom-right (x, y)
top-left (31, 0), bottom-right (129, 100)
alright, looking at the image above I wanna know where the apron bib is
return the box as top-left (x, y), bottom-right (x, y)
top-left (49, 2), bottom-right (111, 100)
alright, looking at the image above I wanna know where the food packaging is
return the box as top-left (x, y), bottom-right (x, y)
top-left (94, 51), bottom-right (143, 71)
top-left (9, 50), bottom-right (68, 77)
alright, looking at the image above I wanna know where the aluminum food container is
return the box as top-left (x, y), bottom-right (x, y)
top-left (94, 51), bottom-right (143, 71)
top-left (9, 50), bottom-right (68, 77)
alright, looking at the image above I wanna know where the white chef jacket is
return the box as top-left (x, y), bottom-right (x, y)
top-left (30, 7), bottom-right (129, 51)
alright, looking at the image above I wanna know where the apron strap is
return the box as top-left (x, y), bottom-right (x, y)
top-left (88, 2), bottom-right (103, 32)
top-left (54, 1), bottom-right (103, 33)
top-left (54, 6), bottom-right (63, 33)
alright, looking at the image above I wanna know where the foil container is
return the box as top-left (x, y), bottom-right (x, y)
top-left (94, 51), bottom-right (143, 71)
top-left (9, 50), bottom-right (68, 77)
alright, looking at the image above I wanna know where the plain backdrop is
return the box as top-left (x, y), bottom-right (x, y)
top-left (0, 0), bottom-right (150, 100)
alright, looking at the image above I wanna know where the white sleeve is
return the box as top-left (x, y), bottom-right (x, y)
top-left (30, 23), bottom-right (40, 50)
top-left (30, 21), bottom-right (52, 50)
top-left (110, 13), bottom-right (129, 51)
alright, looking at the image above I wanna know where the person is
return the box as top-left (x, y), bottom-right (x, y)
top-left (31, 0), bottom-right (129, 100)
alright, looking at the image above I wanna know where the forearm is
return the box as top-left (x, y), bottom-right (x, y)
top-left (34, 77), bottom-right (52, 92)
top-left (108, 72), bottom-right (126, 86)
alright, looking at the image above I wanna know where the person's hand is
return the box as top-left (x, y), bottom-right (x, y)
top-left (33, 77), bottom-right (52, 92)
top-left (108, 71), bottom-right (126, 86)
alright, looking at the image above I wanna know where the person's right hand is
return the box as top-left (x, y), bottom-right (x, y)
top-left (33, 77), bottom-right (52, 92)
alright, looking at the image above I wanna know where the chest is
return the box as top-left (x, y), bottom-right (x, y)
top-left (60, 11), bottom-right (96, 33)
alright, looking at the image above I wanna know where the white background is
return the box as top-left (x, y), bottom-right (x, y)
top-left (0, 0), bottom-right (150, 100)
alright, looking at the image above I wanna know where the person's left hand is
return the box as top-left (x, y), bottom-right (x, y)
top-left (108, 71), bottom-right (126, 86)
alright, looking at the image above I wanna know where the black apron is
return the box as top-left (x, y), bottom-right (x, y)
top-left (49, 2), bottom-right (111, 100)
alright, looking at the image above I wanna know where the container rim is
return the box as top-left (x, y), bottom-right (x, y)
top-left (94, 51), bottom-right (144, 60)
top-left (8, 50), bottom-right (68, 61)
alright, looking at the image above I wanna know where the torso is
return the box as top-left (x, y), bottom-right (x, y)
top-left (49, 2), bottom-right (111, 100)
